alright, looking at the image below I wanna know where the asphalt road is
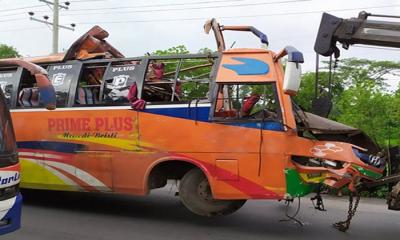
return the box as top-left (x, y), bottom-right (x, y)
top-left (3, 186), bottom-right (400, 240)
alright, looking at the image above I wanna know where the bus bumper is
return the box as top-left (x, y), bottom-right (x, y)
top-left (0, 193), bottom-right (22, 235)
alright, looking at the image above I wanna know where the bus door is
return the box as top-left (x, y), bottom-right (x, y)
top-left (210, 51), bottom-right (287, 198)
top-left (99, 62), bottom-right (142, 192)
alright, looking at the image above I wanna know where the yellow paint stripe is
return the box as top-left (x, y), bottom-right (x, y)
top-left (20, 158), bottom-right (78, 191)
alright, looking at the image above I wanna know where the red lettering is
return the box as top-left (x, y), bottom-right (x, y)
top-left (124, 117), bottom-right (133, 131)
top-left (48, 119), bottom-right (56, 131)
top-left (70, 118), bottom-right (81, 131)
top-left (113, 117), bottom-right (123, 131)
top-left (82, 118), bottom-right (90, 131)
top-left (56, 119), bottom-right (65, 131)
top-left (95, 118), bottom-right (104, 131)
top-left (104, 118), bottom-right (112, 131)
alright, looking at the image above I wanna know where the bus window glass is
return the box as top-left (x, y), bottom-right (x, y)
top-left (75, 65), bottom-right (105, 105)
top-left (175, 58), bottom-right (213, 102)
top-left (48, 63), bottom-right (82, 107)
top-left (142, 58), bottom-right (214, 103)
top-left (0, 68), bottom-right (20, 107)
top-left (102, 63), bottom-right (138, 104)
top-left (142, 60), bottom-right (177, 103)
top-left (214, 83), bottom-right (281, 121)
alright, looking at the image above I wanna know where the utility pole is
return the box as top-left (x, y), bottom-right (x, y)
top-left (29, 1), bottom-right (75, 54)
top-left (52, 0), bottom-right (59, 54)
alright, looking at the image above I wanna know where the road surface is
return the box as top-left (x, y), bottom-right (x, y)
top-left (3, 187), bottom-right (400, 240)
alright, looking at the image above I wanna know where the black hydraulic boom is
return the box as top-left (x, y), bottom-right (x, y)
top-left (314, 11), bottom-right (400, 58)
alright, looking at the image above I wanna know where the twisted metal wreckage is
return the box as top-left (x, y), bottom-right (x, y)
top-left (0, 11), bottom-right (399, 233)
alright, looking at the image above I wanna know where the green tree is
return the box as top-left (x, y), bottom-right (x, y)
top-left (0, 44), bottom-right (20, 59)
top-left (295, 58), bottom-right (400, 147)
top-left (151, 45), bottom-right (189, 56)
top-left (151, 45), bottom-right (213, 101)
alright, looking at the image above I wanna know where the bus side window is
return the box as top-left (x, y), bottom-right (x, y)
top-left (75, 66), bottom-right (105, 105)
top-left (17, 69), bottom-right (40, 108)
top-left (102, 62), bottom-right (138, 105)
top-left (0, 68), bottom-right (19, 108)
top-left (142, 58), bottom-right (214, 103)
top-left (213, 83), bottom-right (281, 121)
top-left (47, 63), bottom-right (82, 108)
top-left (174, 58), bottom-right (213, 102)
top-left (142, 60), bottom-right (173, 103)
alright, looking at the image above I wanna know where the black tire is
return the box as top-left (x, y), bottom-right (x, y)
top-left (179, 168), bottom-right (246, 216)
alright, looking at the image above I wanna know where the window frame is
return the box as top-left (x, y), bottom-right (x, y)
top-left (0, 66), bottom-right (23, 109)
top-left (210, 82), bottom-right (283, 123)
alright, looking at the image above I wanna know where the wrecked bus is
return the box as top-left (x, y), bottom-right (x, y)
top-left (0, 59), bottom-right (55, 235)
top-left (0, 20), bottom-right (387, 229)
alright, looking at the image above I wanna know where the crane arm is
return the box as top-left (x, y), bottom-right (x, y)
top-left (314, 11), bottom-right (400, 58)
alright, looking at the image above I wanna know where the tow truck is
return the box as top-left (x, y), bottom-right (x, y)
top-left (313, 11), bottom-right (400, 230)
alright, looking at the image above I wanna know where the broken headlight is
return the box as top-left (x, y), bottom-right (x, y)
top-left (352, 148), bottom-right (385, 168)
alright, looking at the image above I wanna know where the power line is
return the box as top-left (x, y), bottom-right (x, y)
top-left (67, 0), bottom-right (108, 2)
top-left (0, 12), bottom-right (27, 18)
top-left (65, 0), bottom-right (286, 12)
top-left (0, 4), bottom-right (45, 13)
top-left (60, 0), bottom-right (309, 15)
top-left (34, 0), bottom-right (249, 13)
top-left (0, 17), bottom-right (26, 23)
top-left (0, 26), bottom-right (47, 33)
top-left (75, 4), bottom-right (400, 24)
top-left (0, 1), bottom-right (226, 19)
top-left (29, 0), bottom-right (75, 54)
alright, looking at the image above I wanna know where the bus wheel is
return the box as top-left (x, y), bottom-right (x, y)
top-left (179, 168), bottom-right (246, 216)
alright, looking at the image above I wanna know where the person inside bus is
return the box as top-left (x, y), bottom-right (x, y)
top-left (146, 61), bottom-right (165, 82)
top-left (143, 61), bottom-right (179, 102)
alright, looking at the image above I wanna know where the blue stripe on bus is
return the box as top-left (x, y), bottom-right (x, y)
top-left (226, 121), bottom-right (284, 131)
top-left (143, 106), bottom-right (284, 131)
top-left (143, 106), bottom-right (210, 122)
top-left (17, 141), bottom-right (86, 153)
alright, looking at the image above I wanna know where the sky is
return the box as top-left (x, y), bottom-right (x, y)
top-left (0, 0), bottom-right (400, 88)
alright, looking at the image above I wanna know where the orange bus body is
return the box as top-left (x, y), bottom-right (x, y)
top-left (9, 48), bottom-right (381, 201)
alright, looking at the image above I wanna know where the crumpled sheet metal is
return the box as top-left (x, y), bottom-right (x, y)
top-left (0, 59), bottom-right (47, 75)
top-left (296, 110), bottom-right (380, 154)
top-left (63, 25), bottom-right (124, 61)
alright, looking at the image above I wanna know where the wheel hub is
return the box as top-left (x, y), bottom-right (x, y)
top-left (197, 179), bottom-right (213, 201)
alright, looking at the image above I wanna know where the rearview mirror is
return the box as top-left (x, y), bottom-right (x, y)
top-left (283, 62), bottom-right (302, 96)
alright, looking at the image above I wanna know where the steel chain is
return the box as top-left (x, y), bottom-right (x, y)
top-left (333, 191), bottom-right (361, 232)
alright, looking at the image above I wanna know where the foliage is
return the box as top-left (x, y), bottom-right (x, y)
top-left (151, 45), bottom-right (190, 56)
top-left (296, 58), bottom-right (400, 147)
top-left (151, 46), bottom-right (400, 147)
top-left (151, 46), bottom-right (400, 198)
top-left (0, 44), bottom-right (20, 59)
top-left (151, 45), bottom-right (213, 101)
